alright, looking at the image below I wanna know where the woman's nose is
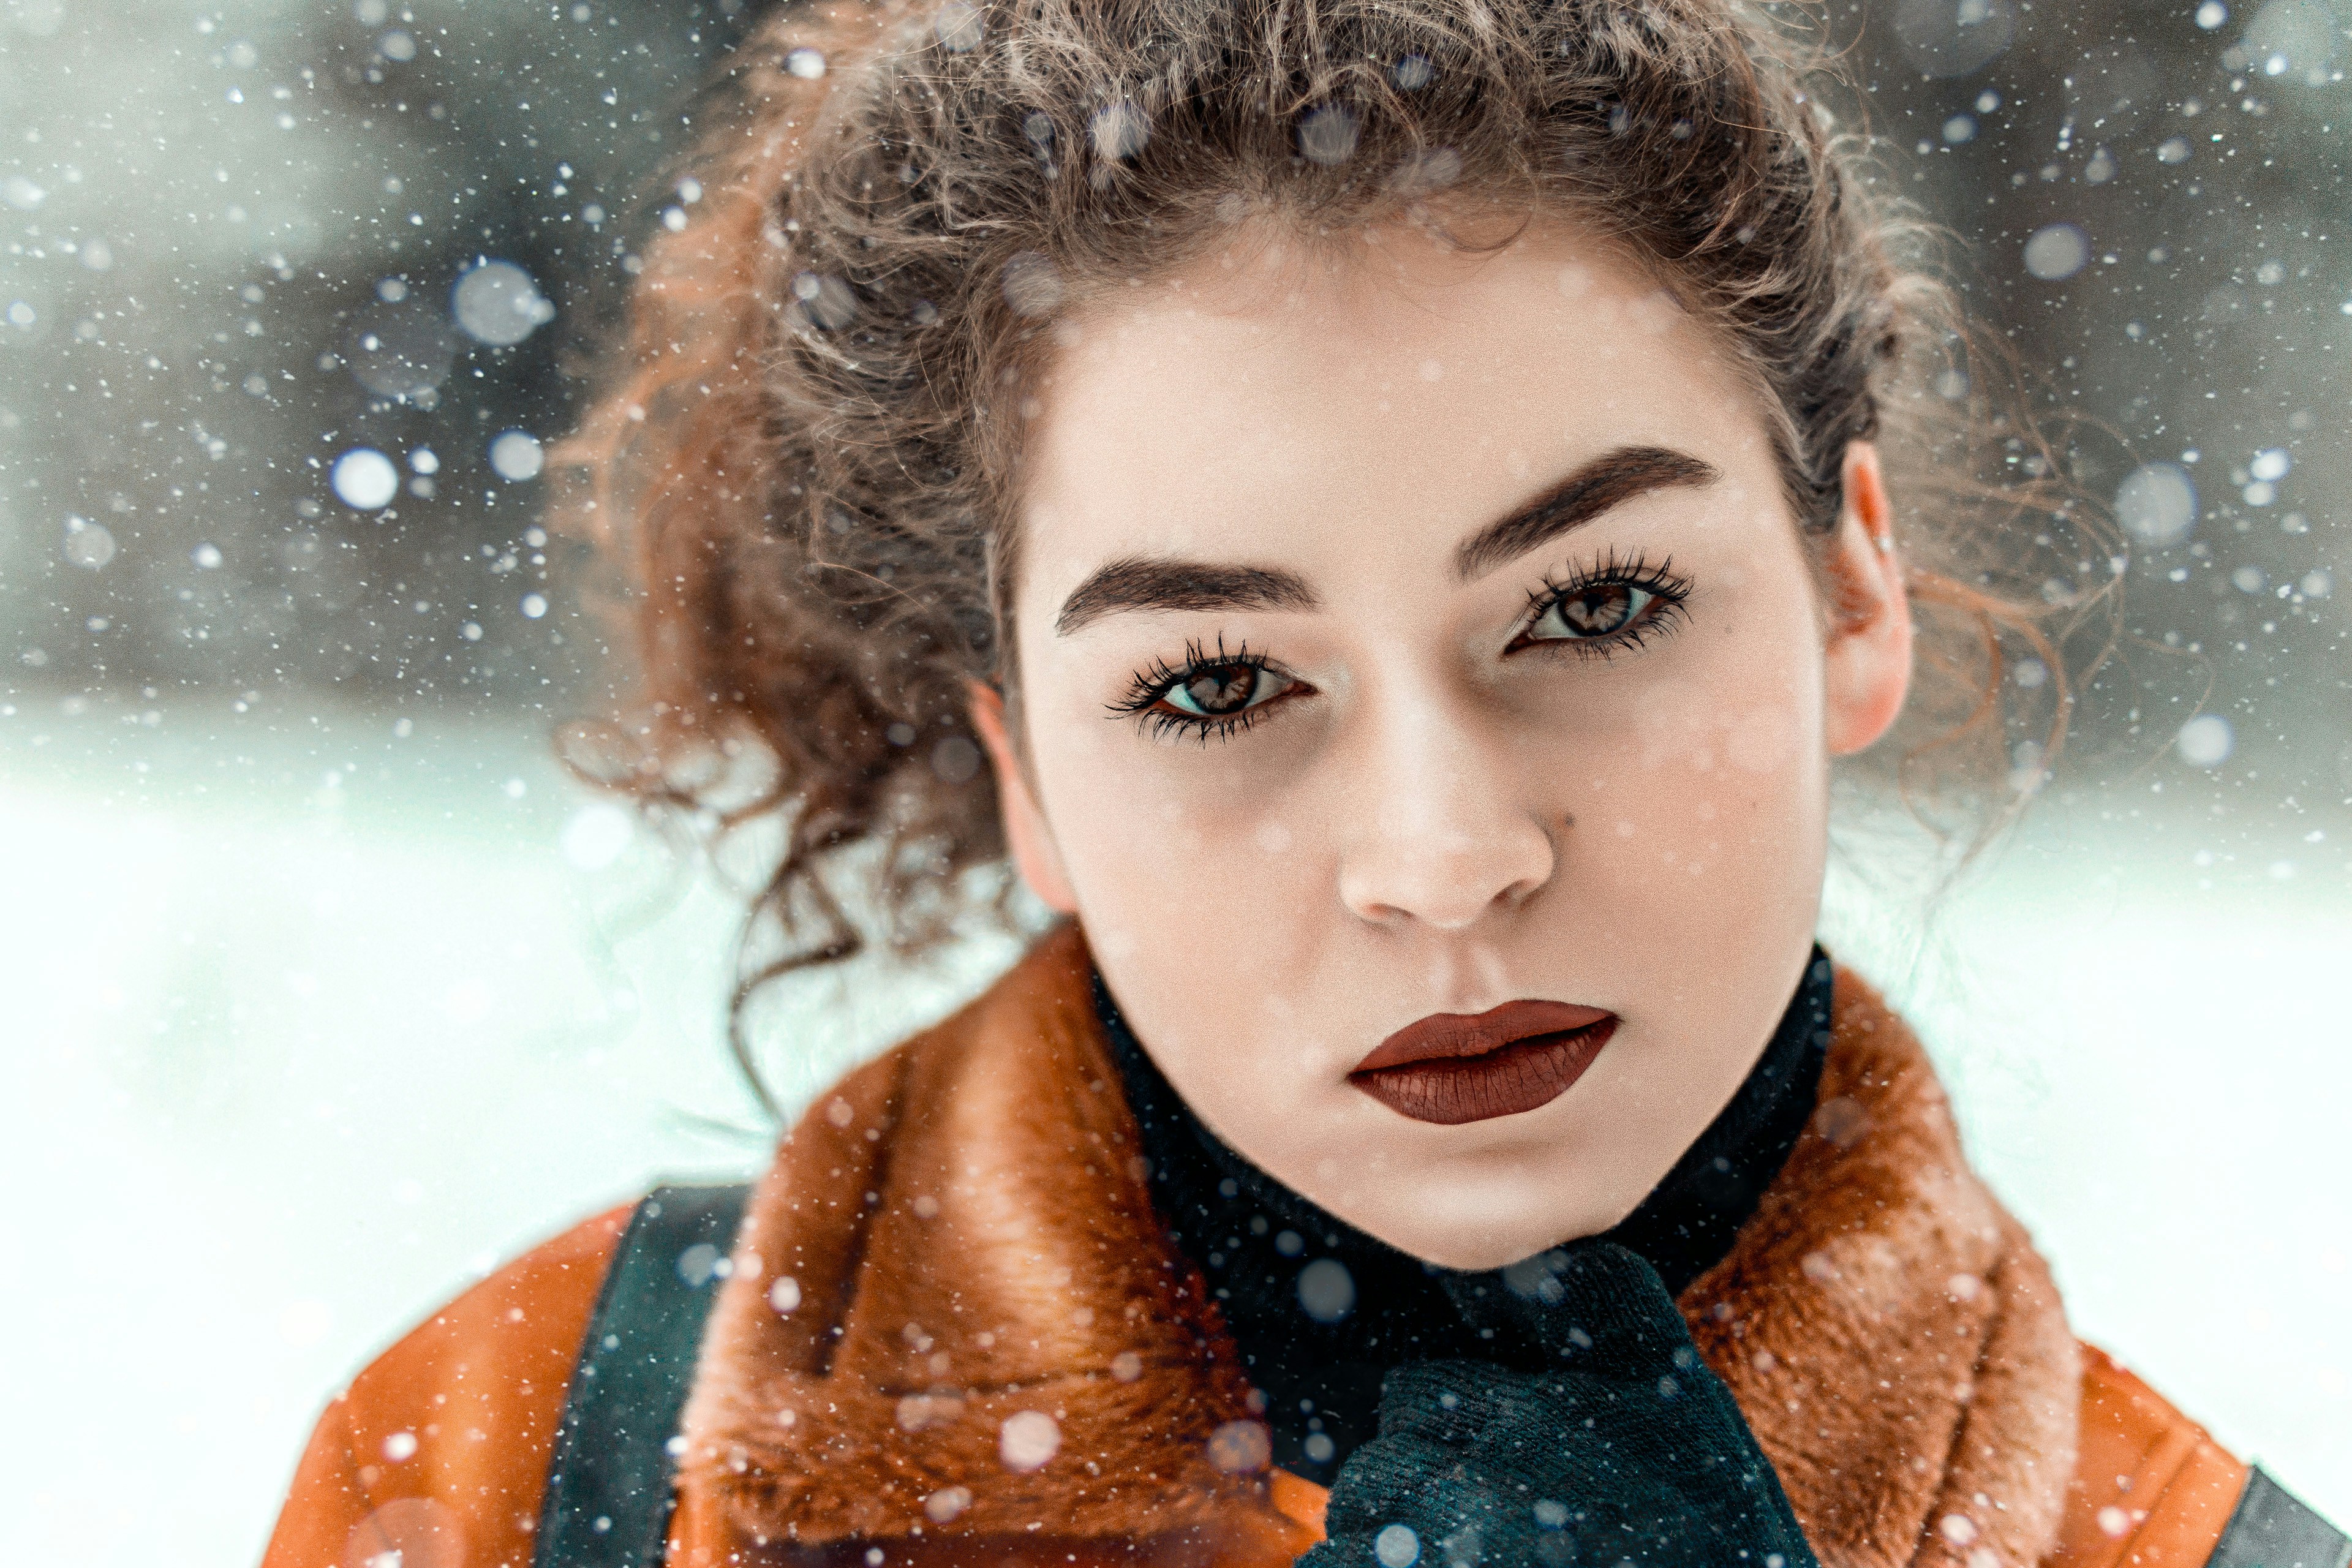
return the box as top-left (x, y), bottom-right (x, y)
top-left (1335, 717), bottom-right (1559, 931)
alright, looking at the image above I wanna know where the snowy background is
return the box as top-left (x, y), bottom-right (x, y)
top-left (2, 1), bottom-right (2349, 1563)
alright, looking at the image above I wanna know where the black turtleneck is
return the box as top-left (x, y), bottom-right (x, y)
top-left (1093, 948), bottom-right (1834, 1486)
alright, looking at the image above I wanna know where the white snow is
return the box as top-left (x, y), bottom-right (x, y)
top-left (328, 447), bottom-right (399, 510)
top-left (488, 429), bottom-right (543, 483)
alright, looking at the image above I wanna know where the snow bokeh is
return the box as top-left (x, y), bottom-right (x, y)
top-left (4, 0), bottom-right (2351, 1564)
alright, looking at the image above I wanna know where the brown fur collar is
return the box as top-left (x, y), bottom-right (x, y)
top-left (677, 924), bottom-right (2078, 1567)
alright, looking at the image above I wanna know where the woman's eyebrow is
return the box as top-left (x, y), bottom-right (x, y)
top-left (1052, 445), bottom-right (1715, 635)
top-left (1453, 445), bottom-right (1720, 581)
top-left (1055, 558), bottom-right (1317, 635)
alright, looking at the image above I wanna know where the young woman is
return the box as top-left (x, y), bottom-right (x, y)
top-left (264, 4), bottom-right (2343, 1567)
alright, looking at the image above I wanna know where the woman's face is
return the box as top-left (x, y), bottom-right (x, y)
top-left (974, 213), bottom-right (1911, 1270)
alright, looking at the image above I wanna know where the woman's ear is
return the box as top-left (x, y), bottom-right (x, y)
top-left (967, 680), bottom-right (1080, 914)
top-left (1821, 442), bottom-right (1913, 758)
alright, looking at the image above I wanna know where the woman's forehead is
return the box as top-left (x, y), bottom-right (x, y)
top-left (1044, 212), bottom-right (1675, 383)
top-left (1016, 218), bottom-right (1780, 604)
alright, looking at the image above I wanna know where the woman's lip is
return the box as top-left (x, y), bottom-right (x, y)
top-left (1349, 1002), bottom-right (1618, 1126)
top-left (1353, 1000), bottom-right (1613, 1072)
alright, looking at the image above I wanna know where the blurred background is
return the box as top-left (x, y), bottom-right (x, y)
top-left (2, 0), bottom-right (2349, 1561)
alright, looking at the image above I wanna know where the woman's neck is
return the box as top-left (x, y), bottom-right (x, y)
top-left (1093, 948), bottom-right (1834, 1483)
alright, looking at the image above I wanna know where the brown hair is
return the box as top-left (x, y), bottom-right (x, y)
top-left (557, 0), bottom-right (2109, 1101)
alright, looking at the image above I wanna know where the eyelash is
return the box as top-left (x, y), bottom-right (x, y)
top-left (1109, 551), bottom-right (1694, 744)
top-left (1512, 548), bottom-right (1692, 660)
top-left (1108, 635), bottom-right (1291, 745)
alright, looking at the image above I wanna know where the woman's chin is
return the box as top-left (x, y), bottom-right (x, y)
top-left (1366, 1226), bottom-right (1594, 1273)
top-left (1303, 1180), bottom-right (1638, 1273)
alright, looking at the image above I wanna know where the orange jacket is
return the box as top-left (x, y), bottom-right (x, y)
top-left (264, 929), bottom-right (2250, 1568)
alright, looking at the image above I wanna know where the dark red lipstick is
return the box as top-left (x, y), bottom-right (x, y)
top-left (1349, 1000), bottom-right (1618, 1125)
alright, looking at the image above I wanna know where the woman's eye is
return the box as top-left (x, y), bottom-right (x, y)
top-left (1160, 663), bottom-right (1291, 717)
top-left (1526, 581), bottom-right (1658, 643)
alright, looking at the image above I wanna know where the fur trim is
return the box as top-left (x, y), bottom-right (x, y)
top-left (1684, 971), bottom-right (2079, 1568)
top-left (677, 927), bottom-right (2078, 1567)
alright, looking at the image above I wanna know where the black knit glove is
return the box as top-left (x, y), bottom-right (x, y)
top-left (1297, 1242), bottom-right (1818, 1568)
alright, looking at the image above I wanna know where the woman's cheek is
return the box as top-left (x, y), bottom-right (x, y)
top-left (1586, 682), bottom-right (1818, 913)
top-left (1723, 700), bottom-right (1803, 776)
top-left (1057, 747), bottom-right (1303, 950)
top-left (1632, 679), bottom-right (1719, 772)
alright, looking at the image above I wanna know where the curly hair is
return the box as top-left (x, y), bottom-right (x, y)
top-left (556, 0), bottom-right (2107, 1104)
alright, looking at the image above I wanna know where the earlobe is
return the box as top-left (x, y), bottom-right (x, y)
top-left (1821, 443), bottom-right (1914, 758)
top-left (967, 680), bottom-right (1081, 914)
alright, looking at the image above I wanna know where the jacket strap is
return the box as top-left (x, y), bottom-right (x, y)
top-left (2207, 1468), bottom-right (2351, 1568)
top-left (533, 1183), bottom-right (753, 1568)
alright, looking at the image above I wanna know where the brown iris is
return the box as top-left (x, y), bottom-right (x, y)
top-left (1554, 582), bottom-right (1638, 635)
top-left (1177, 665), bottom-right (1259, 715)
